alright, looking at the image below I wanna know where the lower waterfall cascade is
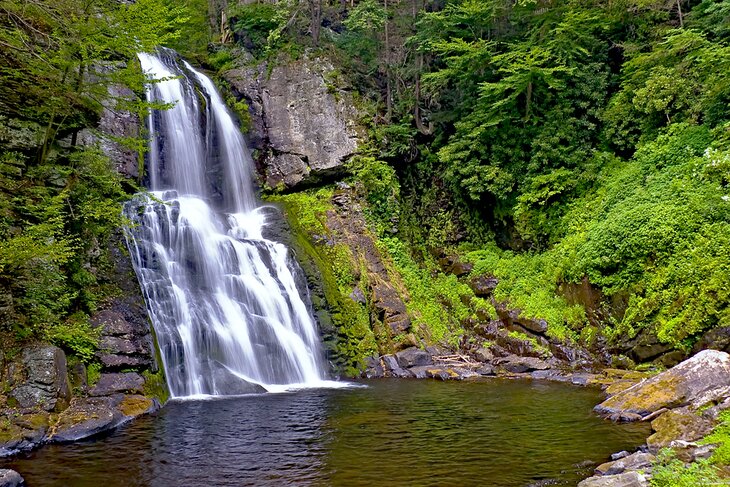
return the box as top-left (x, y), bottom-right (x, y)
top-left (124, 49), bottom-right (331, 397)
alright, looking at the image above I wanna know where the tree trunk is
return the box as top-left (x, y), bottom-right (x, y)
top-left (384, 0), bottom-right (392, 120)
top-left (310, 0), bottom-right (322, 46)
top-left (676, 0), bottom-right (684, 28)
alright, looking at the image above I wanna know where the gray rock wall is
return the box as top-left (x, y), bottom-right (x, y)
top-left (224, 55), bottom-right (359, 189)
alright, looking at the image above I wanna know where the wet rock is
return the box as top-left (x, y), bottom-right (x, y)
top-left (49, 394), bottom-right (158, 444)
top-left (224, 56), bottom-right (358, 189)
top-left (363, 356), bottom-right (385, 378)
top-left (595, 452), bottom-right (655, 476)
top-left (595, 350), bottom-right (730, 421)
top-left (647, 408), bottom-right (714, 450)
top-left (10, 345), bottom-right (71, 412)
top-left (578, 471), bottom-right (649, 487)
top-left (497, 355), bottom-right (551, 374)
top-left (89, 373), bottom-right (145, 397)
top-left (0, 469), bottom-right (24, 487)
top-left (0, 413), bottom-right (50, 457)
top-left (49, 396), bottom-right (123, 443)
top-left (611, 451), bottom-right (630, 461)
top-left (381, 355), bottom-right (414, 378)
top-left (571, 373), bottom-right (600, 386)
top-left (531, 369), bottom-right (566, 381)
top-left (409, 365), bottom-right (464, 381)
top-left (476, 364), bottom-right (496, 376)
top-left (395, 347), bottom-right (432, 368)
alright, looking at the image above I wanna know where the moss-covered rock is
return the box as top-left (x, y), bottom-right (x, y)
top-left (648, 408), bottom-right (714, 450)
top-left (595, 350), bottom-right (730, 421)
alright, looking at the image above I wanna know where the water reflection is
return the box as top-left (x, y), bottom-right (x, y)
top-left (5, 379), bottom-right (649, 486)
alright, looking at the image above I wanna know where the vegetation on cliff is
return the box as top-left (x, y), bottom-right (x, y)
top-left (219, 0), bottom-right (730, 370)
top-left (0, 0), bottom-right (190, 360)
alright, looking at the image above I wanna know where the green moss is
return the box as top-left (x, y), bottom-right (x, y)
top-left (463, 245), bottom-right (584, 341)
top-left (267, 189), bottom-right (376, 373)
top-left (86, 362), bottom-right (102, 387)
top-left (376, 236), bottom-right (475, 345)
top-left (703, 411), bottom-right (730, 466)
top-left (142, 369), bottom-right (169, 404)
top-left (651, 449), bottom-right (723, 487)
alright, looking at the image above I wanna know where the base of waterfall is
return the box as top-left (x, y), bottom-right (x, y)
top-left (172, 379), bottom-right (362, 401)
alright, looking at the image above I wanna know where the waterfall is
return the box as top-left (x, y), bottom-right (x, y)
top-left (125, 49), bottom-right (328, 397)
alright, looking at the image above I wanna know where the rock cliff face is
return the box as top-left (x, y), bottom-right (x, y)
top-left (223, 56), bottom-right (359, 189)
top-left (0, 236), bottom-right (165, 457)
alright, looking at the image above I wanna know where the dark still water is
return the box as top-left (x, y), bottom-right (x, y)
top-left (5, 379), bottom-right (649, 486)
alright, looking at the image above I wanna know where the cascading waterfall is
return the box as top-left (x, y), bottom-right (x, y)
top-left (125, 49), bottom-right (329, 397)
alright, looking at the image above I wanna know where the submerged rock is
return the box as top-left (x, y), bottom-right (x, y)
top-left (595, 350), bottom-right (730, 421)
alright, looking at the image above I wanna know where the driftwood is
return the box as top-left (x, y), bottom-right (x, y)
top-left (433, 354), bottom-right (482, 369)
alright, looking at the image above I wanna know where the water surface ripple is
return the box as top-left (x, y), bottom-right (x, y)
top-left (5, 379), bottom-right (649, 486)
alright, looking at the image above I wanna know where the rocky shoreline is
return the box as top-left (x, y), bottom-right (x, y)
top-left (2, 349), bottom-right (729, 486)
top-left (362, 348), bottom-right (730, 486)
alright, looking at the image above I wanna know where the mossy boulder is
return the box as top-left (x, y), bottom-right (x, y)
top-left (595, 350), bottom-right (730, 421)
top-left (647, 407), bottom-right (714, 450)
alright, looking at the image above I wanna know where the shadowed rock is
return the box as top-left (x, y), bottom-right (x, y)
top-left (10, 346), bottom-right (71, 412)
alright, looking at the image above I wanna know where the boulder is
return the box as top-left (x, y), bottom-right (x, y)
top-left (395, 347), bottom-right (432, 368)
top-left (0, 469), bottom-right (24, 487)
top-left (647, 408), bottom-right (714, 450)
top-left (49, 396), bottom-right (123, 443)
top-left (476, 364), bottom-right (496, 376)
top-left (577, 472), bottom-right (649, 487)
top-left (497, 355), bottom-right (551, 374)
top-left (363, 356), bottom-right (385, 379)
top-left (381, 355), bottom-right (414, 378)
top-left (595, 350), bottom-right (730, 421)
top-left (10, 345), bottom-right (71, 412)
top-left (48, 394), bottom-right (158, 443)
top-left (693, 326), bottom-right (730, 354)
top-left (595, 452), bottom-right (655, 476)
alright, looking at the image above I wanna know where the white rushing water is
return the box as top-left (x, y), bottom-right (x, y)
top-left (125, 50), bottom-right (329, 397)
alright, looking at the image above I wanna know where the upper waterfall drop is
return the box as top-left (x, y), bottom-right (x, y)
top-left (125, 50), bottom-right (329, 397)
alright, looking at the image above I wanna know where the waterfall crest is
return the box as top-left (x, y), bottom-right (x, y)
top-left (125, 50), bottom-right (328, 397)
